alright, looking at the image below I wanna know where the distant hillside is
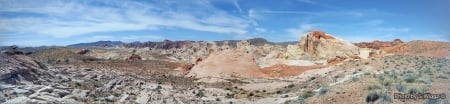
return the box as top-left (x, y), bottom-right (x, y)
top-left (68, 41), bottom-right (123, 47)
top-left (123, 38), bottom-right (275, 49)
top-left (275, 41), bottom-right (298, 46)
top-left (215, 38), bottom-right (274, 47)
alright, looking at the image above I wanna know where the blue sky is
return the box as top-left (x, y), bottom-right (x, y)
top-left (0, 0), bottom-right (449, 46)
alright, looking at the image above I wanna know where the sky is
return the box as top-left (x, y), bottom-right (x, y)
top-left (0, 0), bottom-right (449, 46)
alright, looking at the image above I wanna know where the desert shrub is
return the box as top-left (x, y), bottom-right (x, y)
top-left (196, 90), bottom-right (205, 97)
top-left (310, 77), bottom-right (316, 81)
top-left (418, 77), bottom-right (432, 84)
top-left (284, 96), bottom-right (306, 104)
top-left (215, 98), bottom-right (221, 101)
top-left (225, 93), bottom-right (234, 98)
top-left (296, 96), bottom-right (305, 104)
top-left (396, 83), bottom-right (406, 92)
top-left (437, 74), bottom-right (448, 79)
top-left (378, 92), bottom-right (392, 103)
top-left (276, 90), bottom-right (282, 94)
top-left (380, 78), bottom-right (393, 87)
top-left (248, 92), bottom-right (254, 97)
top-left (406, 70), bottom-right (414, 73)
top-left (287, 84), bottom-right (295, 88)
top-left (302, 90), bottom-right (315, 98)
top-left (407, 86), bottom-right (423, 94)
top-left (351, 76), bottom-right (359, 82)
top-left (366, 83), bottom-right (381, 91)
top-left (319, 85), bottom-right (330, 95)
top-left (366, 91), bottom-right (380, 103)
top-left (424, 68), bottom-right (432, 73)
top-left (404, 73), bottom-right (419, 83)
top-left (156, 85), bottom-right (162, 90)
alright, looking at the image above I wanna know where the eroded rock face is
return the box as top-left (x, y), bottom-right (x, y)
top-left (0, 49), bottom-right (46, 85)
top-left (354, 39), bottom-right (404, 50)
top-left (354, 39), bottom-right (407, 56)
top-left (298, 31), bottom-right (360, 61)
top-left (186, 49), bottom-right (267, 78)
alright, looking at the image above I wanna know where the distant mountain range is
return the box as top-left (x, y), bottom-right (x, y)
top-left (67, 41), bottom-right (124, 47)
top-left (66, 38), bottom-right (299, 48)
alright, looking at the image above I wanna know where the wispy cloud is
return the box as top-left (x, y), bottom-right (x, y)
top-left (233, 0), bottom-right (243, 14)
top-left (255, 28), bottom-right (267, 33)
top-left (253, 10), bottom-right (319, 15)
top-left (286, 23), bottom-right (321, 39)
top-left (0, 0), bottom-right (251, 38)
top-left (297, 0), bottom-right (315, 4)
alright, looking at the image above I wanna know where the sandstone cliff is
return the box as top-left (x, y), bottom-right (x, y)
top-left (298, 31), bottom-right (360, 61)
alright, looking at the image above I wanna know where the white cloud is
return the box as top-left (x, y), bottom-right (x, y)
top-left (233, 0), bottom-right (243, 14)
top-left (297, 0), bottom-right (315, 4)
top-left (254, 10), bottom-right (319, 15)
top-left (286, 23), bottom-right (321, 39)
top-left (255, 28), bottom-right (267, 33)
top-left (0, 0), bottom-right (251, 38)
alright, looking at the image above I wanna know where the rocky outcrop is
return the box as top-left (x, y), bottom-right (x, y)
top-left (354, 39), bottom-right (407, 57)
top-left (298, 31), bottom-right (360, 61)
top-left (186, 49), bottom-right (267, 78)
top-left (75, 49), bottom-right (90, 55)
top-left (126, 54), bottom-right (142, 61)
top-left (0, 48), bottom-right (46, 85)
top-left (354, 39), bottom-right (404, 50)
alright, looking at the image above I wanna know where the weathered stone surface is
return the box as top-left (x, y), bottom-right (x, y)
top-left (187, 49), bottom-right (268, 78)
top-left (298, 31), bottom-right (360, 61)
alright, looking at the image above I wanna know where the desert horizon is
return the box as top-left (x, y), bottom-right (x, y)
top-left (1, 0), bottom-right (449, 104)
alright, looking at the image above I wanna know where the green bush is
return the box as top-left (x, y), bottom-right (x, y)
top-left (407, 86), bottom-right (423, 94)
top-left (418, 77), bottom-right (432, 84)
top-left (287, 84), bottom-right (295, 88)
top-left (351, 76), bottom-right (359, 82)
top-left (396, 83), bottom-right (406, 92)
top-left (437, 74), bottom-right (448, 79)
top-left (196, 90), bottom-right (205, 97)
top-left (380, 78), bottom-right (393, 87)
top-left (379, 92), bottom-right (392, 103)
top-left (404, 73), bottom-right (419, 83)
top-left (366, 83), bottom-right (381, 91)
top-left (296, 96), bottom-right (305, 104)
top-left (319, 85), bottom-right (330, 95)
top-left (302, 90), bottom-right (315, 98)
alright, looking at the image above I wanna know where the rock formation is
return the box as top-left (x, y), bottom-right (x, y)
top-left (354, 39), bottom-right (407, 57)
top-left (186, 49), bottom-right (267, 78)
top-left (0, 48), bottom-right (46, 84)
top-left (75, 49), bottom-right (90, 55)
top-left (126, 54), bottom-right (142, 61)
top-left (298, 31), bottom-right (360, 61)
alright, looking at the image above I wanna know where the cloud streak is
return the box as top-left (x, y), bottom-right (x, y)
top-left (0, 0), bottom-right (251, 38)
top-left (233, 0), bottom-right (243, 14)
